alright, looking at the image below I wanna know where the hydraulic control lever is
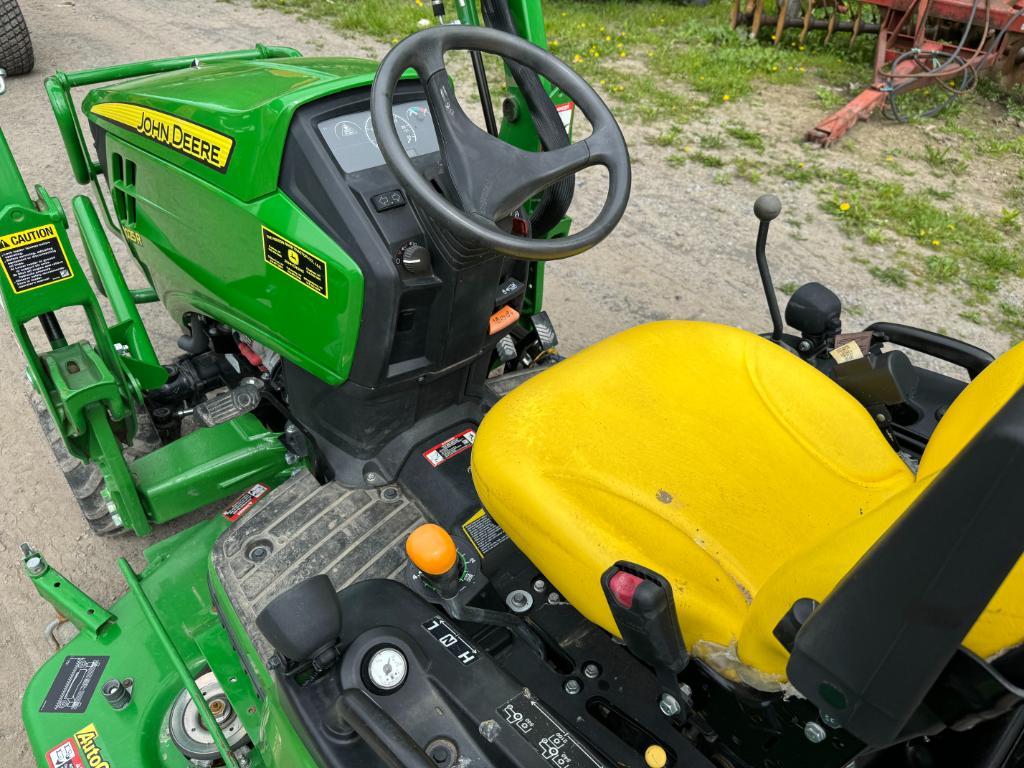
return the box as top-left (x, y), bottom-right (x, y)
top-left (753, 194), bottom-right (785, 344)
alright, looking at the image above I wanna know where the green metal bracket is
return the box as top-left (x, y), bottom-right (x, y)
top-left (43, 342), bottom-right (126, 437)
top-left (132, 415), bottom-right (295, 525)
top-left (119, 558), bottom-right (239, 767)
top-left (22, 546), bottom-right (114, 637)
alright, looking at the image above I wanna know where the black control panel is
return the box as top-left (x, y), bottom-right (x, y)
top-left (278, 83), bottom-right (535, 471)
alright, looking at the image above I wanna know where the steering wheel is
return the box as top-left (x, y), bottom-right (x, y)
top-left (370, 25), bottom-right (631, 261)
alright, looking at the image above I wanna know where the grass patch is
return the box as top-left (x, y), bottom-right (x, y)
top-left (868, 264), bottom-right (909, 288)
top-left (725, 124), bottom-right (765, 152)
top-left (821, 168), bottom-right (1024, 302)
top-left (255, 0), bottom-right (873, 121)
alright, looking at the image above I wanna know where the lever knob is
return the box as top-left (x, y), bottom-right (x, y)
top-left (406, 523), bottom-right (458, 577)
top-left (754, 194), bottom-right (782, 223)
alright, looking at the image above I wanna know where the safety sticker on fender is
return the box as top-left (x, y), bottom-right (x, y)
top-left (46, 723), bottom-right (110, 768)
top-left (422, 428), bottom-right (475, 467)
top-left (91, 102), bottom-right (234, 172)
top-left (262, 227), bottom-right (328, 298)
top-left (39, 656), bottom-right (108, 714)
top-left (0, 224), bottom-right (74, 294)
top-left (462, 509), bottom-right (509, 558)
top-left (223, 482), bottom-right (272, 522)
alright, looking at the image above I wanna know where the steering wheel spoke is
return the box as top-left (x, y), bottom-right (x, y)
top-left (372, 26), bottom-right (631, 260)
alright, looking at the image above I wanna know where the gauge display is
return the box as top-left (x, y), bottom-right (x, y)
top-left (318, 99), bottom-right (439, 174)
top-left (367, 647), bottom-right (408, 691)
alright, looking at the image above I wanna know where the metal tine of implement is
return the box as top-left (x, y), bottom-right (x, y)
top-left (851, 3), bottom-right (863, 47)
top-left (775, 0), bottom-right (788, 44)
top-left (801, 0), bottom-right (816, 45)
top-left (825, 3), bottom-right (838, 45)
top-left (752, 0), bottom-right (766, 38)
top-left (731, 0), bottom-right (742, 29)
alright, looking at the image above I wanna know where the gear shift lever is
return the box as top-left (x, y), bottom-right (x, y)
top-left (753, 194), bottom-right (784, 344)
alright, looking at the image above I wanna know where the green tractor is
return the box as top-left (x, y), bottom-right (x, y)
top-left (3, 1), bottom-right (1023, 767)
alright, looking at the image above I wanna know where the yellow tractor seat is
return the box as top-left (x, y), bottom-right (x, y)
top-left (471, 320), bottom-right (1024, 683)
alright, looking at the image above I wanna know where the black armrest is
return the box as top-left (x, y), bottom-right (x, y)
top-left (866, 322), bottom-right (994, 380)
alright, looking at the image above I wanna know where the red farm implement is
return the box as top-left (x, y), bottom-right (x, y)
top-left (732, 0), bottom-right (1024, 144)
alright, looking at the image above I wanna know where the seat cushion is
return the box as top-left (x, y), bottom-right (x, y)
top-left (472, 321), bottom-right (914, 668)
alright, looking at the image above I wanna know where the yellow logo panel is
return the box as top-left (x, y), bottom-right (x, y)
top-left (91, 102), bottom-right (234, 172)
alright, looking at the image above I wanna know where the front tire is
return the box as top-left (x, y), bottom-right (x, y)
top-left (29, 390), bottom-right (161, 536)
top-left (0, 0), bottom-right (34, 77)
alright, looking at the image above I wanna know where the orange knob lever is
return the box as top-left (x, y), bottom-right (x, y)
top-left (406, 523), bottom-right (458, 577)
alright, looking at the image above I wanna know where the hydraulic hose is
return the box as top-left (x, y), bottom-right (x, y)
top-left (481, 0), bottom-right (575, 236)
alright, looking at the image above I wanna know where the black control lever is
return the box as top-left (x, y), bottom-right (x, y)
top-left (753, 194), bottom-right (785, 344)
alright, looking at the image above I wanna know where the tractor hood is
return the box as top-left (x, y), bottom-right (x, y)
top-left (83, 57), bottom-right (386, 202)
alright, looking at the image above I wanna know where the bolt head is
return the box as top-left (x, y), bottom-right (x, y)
top-left (547, 592), bottom-right (561, 605)
top-left (110, 513), bottom-right (123, 528)
top-left (25, 556), bottom-right (44, 575)
top-left (583, 663), bottom-right (600, 679)
top-left (564, 678), bottom-right (582, 695)
top-left (659, 694), bottom-right (681, 717)
top-left (804, 721), bottom-right (828, 743)
top-left (532, 579), bottom-right (546, 593)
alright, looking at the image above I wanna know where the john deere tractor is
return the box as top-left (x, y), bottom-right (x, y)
top-left (2, 1), bottom-right (1022, 767)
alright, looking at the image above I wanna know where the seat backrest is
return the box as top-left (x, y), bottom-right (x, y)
top-left (738, 341), bottom-right (1024, 679)
top-left (918, 341), bottom-right (1024, 478)
top-left (787, 384), bottom-right (1024, 746)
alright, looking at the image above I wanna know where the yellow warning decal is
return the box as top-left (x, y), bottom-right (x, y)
top-left (461, 509), bottom-right (509, 558)
top-left (262, 226), bottom-right (328, 298)
top-left (74, 723), bottom-right (111, 768)
top-left (0, 224), bottom-right (74, 295)
top-left (91, 102), bottom-right (234, 172)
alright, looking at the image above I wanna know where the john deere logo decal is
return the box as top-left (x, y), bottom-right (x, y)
top-left (91, 102), bottom-right (234, 172)
top-left (45, 723), bottom-right (111, 768)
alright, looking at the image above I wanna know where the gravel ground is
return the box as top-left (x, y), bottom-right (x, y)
top-left (0, 0), bottom-right (1014, 762)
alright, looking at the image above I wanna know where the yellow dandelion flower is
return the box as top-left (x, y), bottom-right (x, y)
top-left (723, 94), bottom-right (731, 102)
top-left (605, 35), bottom-right (612, 41)
top-left (839, 202), bottom-right (851, 212)
top-left (620, 51), bottom-right (627, 57)
top-left (932, 239), bottom-right (941, 246)
top-left (573, 54), bottom-right (583, 63)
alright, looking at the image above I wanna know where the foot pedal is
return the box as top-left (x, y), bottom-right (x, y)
top-left (531, 311), bottom-right (558, 351)
top-left (194, 378), bottom-right (263, 427)
top-left (495, 334), bottom-right (517, 363)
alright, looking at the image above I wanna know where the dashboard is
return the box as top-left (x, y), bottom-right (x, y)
top-left (317, 99), bottom-right (440, 174)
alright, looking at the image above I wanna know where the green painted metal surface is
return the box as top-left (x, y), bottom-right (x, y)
top-left (105, 139), bottom-right (365, 384)
top-left (46, 45), bottom-right (301, 188)
top-left (82, 57), bottom-right (382, 202)
top-left (23, 549), bottom-right (113, 637)
top-left (132, 415), bottom-right (295, 524)
top-left (22, 518), bottom-right (317, 767)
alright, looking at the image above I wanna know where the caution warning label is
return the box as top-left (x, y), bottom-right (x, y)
top-left (462, 509), bottom-right (509, 558)
top-left (223, 482), bottom-right (272, 522)
top-left (262, 227), bottom-right (328, 298)
top-left (0, 224), bottom-right (73, 294)
top-left (46, 723), bottom-right (110, 768)
top-left (423, 428), bottom-right (475, 468)
top-left (91, 101), bottom-right (234, 172)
